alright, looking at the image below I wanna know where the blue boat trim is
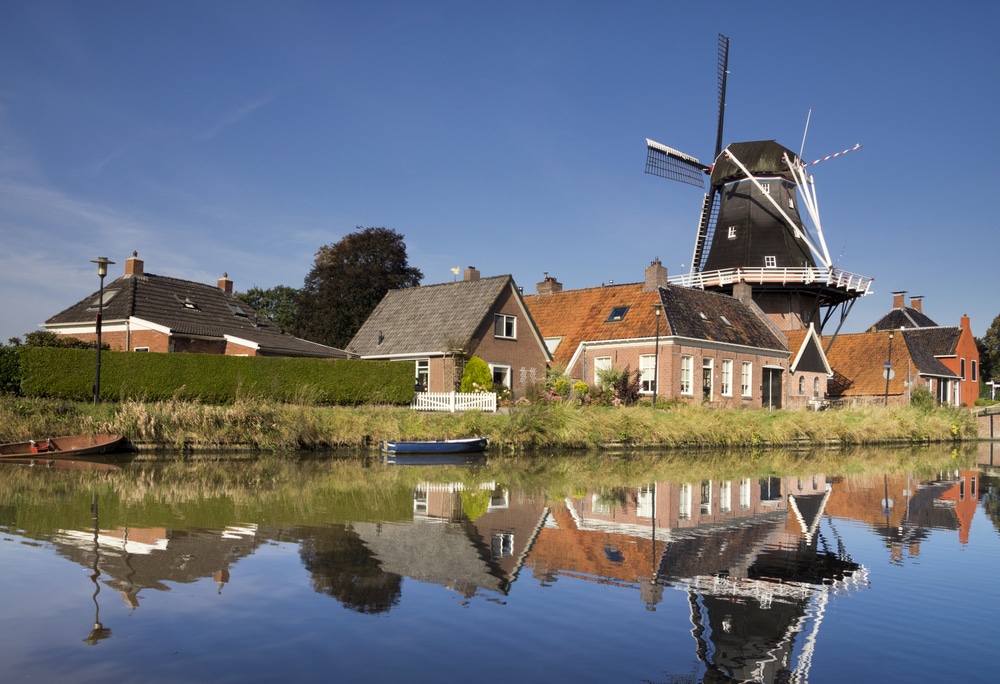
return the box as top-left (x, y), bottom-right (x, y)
top-left (380, 437), bottom-right (488, 454)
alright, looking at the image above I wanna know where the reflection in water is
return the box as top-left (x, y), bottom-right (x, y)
top-left (0, 454), bottom-right (991, 682)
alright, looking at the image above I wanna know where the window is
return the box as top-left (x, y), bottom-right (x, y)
top-left (679, 483), bottom-right (692, 520)
top-left (415, 359), bottom-right (429, 391)
top-left (973, 360), bottom-right (978, 382)
top-left (764, 255), bottom-right (777, 268)
top-left (961, 358), bottom-right (966, 380)
top-left (491, 533), bottom-right (514, 559)
top-left (606, 306), bottom-right (629, 322)
top-left (760, 182), bottom-right (770, 195)
top-left (637, 486), bottom-right (654, 518)
top-left (494, 314), bottom-right (516, 339)
top-left (739, 478), bottom-right (751, 510)
top-left (741, 362), bottom-right (752, 397)
top-left (594, 356), bottom-right (611, 386)
top-left (720, 481), bottom-right (732, 514)
top-left (490, 364), bottom-right (511, 389)
top-left (639, 354), bottom-right (656, 394)
top-left (228, 303), bottom-right (245, 316)
top-left (680, 355), bottom-right (693, 395)
top-left (788, 197), bottom-right (795, 209)
top-left (721, 359), bottom-right (733, 396)
top-left (133, 347), bottom-right (149, 352)
top-left (813, 377), bottom-right (820, 398)
top-left (720, 315), bottom-right (731, 327)
top-left (700, 480), bottom-right (712, 515)
top-left (702, 358), bottom-right (714, 401)
top-left (799, 376), bottom-right (806, 395)
top-left (728, 226), bottom-right (737, 239)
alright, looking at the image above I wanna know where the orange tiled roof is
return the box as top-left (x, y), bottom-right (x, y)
top-left (824, 330), bottom-right (912, 397)
top-left (524, 283), bottom-right (661, 368)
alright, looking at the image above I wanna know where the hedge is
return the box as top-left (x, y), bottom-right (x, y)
top-left (10, 347), bottom-right (413, 405)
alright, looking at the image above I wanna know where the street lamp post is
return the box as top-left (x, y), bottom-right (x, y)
top-left (652, 302), bottom-right (662, 407)
top-left (883, 330), bottom-right (895, 407)
top-left (90, 257), bottom-right (115, 404)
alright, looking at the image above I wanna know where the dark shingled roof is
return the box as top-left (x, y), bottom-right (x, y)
top-left (901, 327), bottom-right (961, 357)
top-left (45, 272), bottom-right (352, 358)
top-left (871, 307), bottom-right (938, 330)
top-left (348, 275), bottom-right (522, 357)
top-left (659, 284), bottom-right (787, 350)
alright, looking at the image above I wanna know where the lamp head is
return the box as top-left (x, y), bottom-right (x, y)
top-left (90, 256), bottom-right (115, 278)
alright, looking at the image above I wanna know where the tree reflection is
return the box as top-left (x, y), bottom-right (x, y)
top-left (299, 524), bottom-right (402, 614)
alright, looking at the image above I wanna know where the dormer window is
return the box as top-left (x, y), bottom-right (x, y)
top-left (720, 315), bottom-right (732, 327)
top-left (229, 303), bottom-right (247, 317)
top-left (698, 311), bottom-right (708, 320)
top-left (606, 306), bottom-right (629, 322)
top-left (764, 256), bottom-right (777, 268)
top-left (182, 297), bottom-right (199, 310)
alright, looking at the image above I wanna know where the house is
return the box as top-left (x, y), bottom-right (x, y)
top-left (43, 252), bottom-right (352, 358)
top-left (869, 293), bottom-right (980, 406)
top-left (523, 259), bottom-right (792, 408)
top-left (811, 292), bottom-right (977, 407)
top-left (785, 324), bottom-right (834, 410)
top-left (346, 267), bottom-right (551, 398)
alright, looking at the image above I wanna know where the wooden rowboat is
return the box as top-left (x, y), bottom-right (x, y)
top-left (379, 437), bottom-right (488, 455)
top-left (0, 434), bottom-right (129, 459)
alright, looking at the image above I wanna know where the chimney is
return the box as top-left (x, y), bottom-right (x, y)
top-left (463, 266), bottom-right (480, 281)
top-left (536, 272), bottom-right (563, 295)
top-left (961, 314), bottom-right (971, 332)
top-left (732, 280), bottom-right (752, 304)
top-left (910, 296), bottom-right (923, 313)
top-left (644, 257), bottom-right (668, 291)
top-left (892, 291), bottom-right (907, 309)
top-left (218, 272), bottom-right (233, 295)
top-left (125, 251), bottom-right (144, 276)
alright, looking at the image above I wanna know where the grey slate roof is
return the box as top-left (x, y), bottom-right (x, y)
top-left (347, 275), bottom-right (515, 357)
top-left (903, 331), bottom-right (960, 378)
top-left (659, 284), bottom-right (787, 351)
top-left (871, 307), bottom-right (938, 330)
top-left (45, 272), bottom-right (352, 358)
top-left (902, 327), bottom-right (961, 357)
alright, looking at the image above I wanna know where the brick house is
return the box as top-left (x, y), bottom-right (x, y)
top-left (346, 267), bottom-right (551, 399)
top-left (869, 293), bottom-right (980, 406)
top-left (42, 252), bottom-right (352, 358)
top-left (523, 259), bottom-right (792, 408)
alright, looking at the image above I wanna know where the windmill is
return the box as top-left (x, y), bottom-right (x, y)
top-left (645, 34), bottom-right (872, 337)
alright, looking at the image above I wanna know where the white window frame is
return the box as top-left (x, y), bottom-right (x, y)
top-left (679, 483), bottom-right (692, 520)
top-left (739, 478), bottom-right (751, 510)
top-left (720, 481), bottom-right (732, 514)
top-left (594, 356), bottom-right (611, 386)
top-left (760, 182), bottom-right (770, 195)
top-left (721, 359), bottom-right (732, 397)
top-left (702, 357), bottom-right (714, 401)
top-left (700, 480), bottom-right (712, 515)
top-left (133, 346), bottom-right (149, 352)
top-left (973, 359), bottom-right (978, 382)
top-left (494, 314), bottom-right (516, 340)
top-left (764, 255), bottom-right (777, 268)
top-left (799, 376), bottom-right (806, 395)
top-left (489, 363), bottom-right (511, 389)
top-left (741, 362), bottom-right (752, 397)
top-left (639, 354), bottom-right (656, 394)
top-left (727, 225), bottom-right (737, 239)
top-left (415, 359), bottom-right (429, 390)
top-left (680, 355), bottom-right (693, 395)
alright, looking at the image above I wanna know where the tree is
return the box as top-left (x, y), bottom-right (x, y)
top-left (461, 356), bottom-right (493, 393)
top-left (977, 312), bottom-right (1000, 387)
top-left (297, 227), bottom-right (423, 349)
top-left (237, 285), bottom-right (301, 332)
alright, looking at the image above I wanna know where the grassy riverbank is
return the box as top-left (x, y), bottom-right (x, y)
top-left (0, 396), bottom-right (979, 452)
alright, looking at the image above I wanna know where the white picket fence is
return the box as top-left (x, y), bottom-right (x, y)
top-left (412, 391), bottom-right (497, 413)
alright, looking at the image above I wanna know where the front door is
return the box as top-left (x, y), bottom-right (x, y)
top-left (764, 368), bottom-right (782, 409)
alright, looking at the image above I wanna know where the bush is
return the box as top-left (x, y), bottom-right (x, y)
top-left (460, 356), bottom-right (493, 393)
top-left (911, 385), bottom-right (936, 410)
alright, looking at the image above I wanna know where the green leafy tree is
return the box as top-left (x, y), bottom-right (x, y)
top-left (297, 227), bottom-right (423, 349)
top-left (9, 330), bottom-right (101, 349)
top-left (237, 285), bottom-right (301, 332)
top-left (461, 356), bottom-right (493, 393)
top-left (977, 312), bottom-right (1000, 391)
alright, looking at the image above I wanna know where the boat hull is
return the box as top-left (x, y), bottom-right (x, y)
top-left (0, 434), bottom-right (129, 459)
top-left (380, 437), bottom-right (488, 454)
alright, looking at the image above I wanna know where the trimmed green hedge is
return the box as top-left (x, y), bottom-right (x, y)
top-left (13, 348), bottom-right (413, 405)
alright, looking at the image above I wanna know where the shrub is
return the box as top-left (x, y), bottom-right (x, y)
top-left (911, 385), bottom-right (936, 410)
top-left (460, 356), bottom-right (493, 393)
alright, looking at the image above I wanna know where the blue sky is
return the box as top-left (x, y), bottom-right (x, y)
top-left (2, 1), bottom-right (998, 344)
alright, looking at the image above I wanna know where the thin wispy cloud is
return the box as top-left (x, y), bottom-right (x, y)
top-left (197, 92), bottom-right (279, 142)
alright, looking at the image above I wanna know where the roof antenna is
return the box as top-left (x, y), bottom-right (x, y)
top-left (799, 107), bottom-right (813, 158)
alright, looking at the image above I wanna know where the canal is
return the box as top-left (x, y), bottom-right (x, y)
top-left (1, 445), bottom-right (998, 683)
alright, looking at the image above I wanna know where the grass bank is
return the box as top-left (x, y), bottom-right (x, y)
top-left (0, 396), bottom-right (979, 452)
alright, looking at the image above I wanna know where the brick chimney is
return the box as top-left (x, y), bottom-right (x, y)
top-left (463, 266), bottom-right (480, 281)
top-left (910, 296), bottom-right (923, 313)
top-left (218, 272), bottom-right (233, 295)
top-left (892, 291), bottom-right (907, 309)
top-left (536, 272), bottom-right (562, 295)
top-left (125, 251), bottom-right (144, 276)
top-left (961, 314), bottom-right (971, 332)
top-left (732, 280), bottom-right (752, 304)
top-left (644, 257), bottom-right (668, 291)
